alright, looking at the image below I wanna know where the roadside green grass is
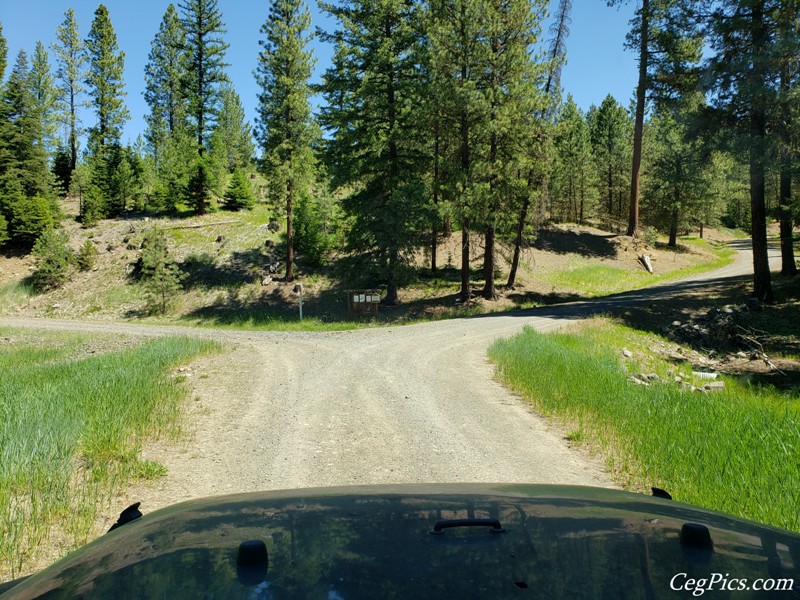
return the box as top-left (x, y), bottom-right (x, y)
top-left (0, 329), bottom-right (219, 578)
top-left (185, 314), bottom-right (369, 332)
top-left (543, 240), bottom-right (734, 297)
top-left (488, 319), bottom-right (800, 533)
top-left (0, 281), bottom-right (34, 311)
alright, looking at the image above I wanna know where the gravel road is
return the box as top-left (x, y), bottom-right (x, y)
top-left (0, 239), bottom-right (775, 513)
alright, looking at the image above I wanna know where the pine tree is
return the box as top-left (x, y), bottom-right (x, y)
top-left (210, 83), bottom-right (254, 174)
top-left (643, 98), bottom-right (709, 247)
top-left (775, 2), bottom-right (798, 276)
top-left (180, 0), bottom-right (229, 161)
top-left (180, 0), bottom-right (229, 214)
top-left (52, 9), bottom-right (87, 174)
top-left (143, 5), bottom-right (197, 211)
top-left (587, 95), bottom-right (631, 226)
top-left (428, 0), bottom-right (491, 302)
top-left (0, 50), bottom-right (54, 244)
top-left (704, 0), bottom-right (781, 301)
top-left (256, 0), bottom-right (316, 282)
top-left (0, 22), bottom-right (8, 82)
top-left (144, 3), bottom-right (191, 201)
top-left (31, 227), bottom-right (72, 291)
top-left (607, 0), bottom-right (703, 238)
top-left (507, 0), bottom-right (572, 288)
top-left (320, 0), bottom-right (429, 304)
top-left (144, 4), bottom-right (187, 141)
top-left (222, 168), bottom-right (255, 210)
top-left (140, 227), bottom-right (185, 313)
top-left (553, 96), bottom-right (597, 224)
top-left (84, 5), bottom-right (130, 219)
top-left (85, 4), bottom-right (129, 155)
top-left (30, 41), bottom-right (59, 155)
top-left (480, 0), bottom-right (548, 299)
top-left (76, 238), bottom-right (98, 271)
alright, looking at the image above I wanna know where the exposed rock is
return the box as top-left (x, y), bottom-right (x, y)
top-left (622, 348), bottom-right (633, 358)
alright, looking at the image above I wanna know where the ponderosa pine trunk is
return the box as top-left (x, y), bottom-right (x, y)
top-left (668, 205), bottom-right (678, 248)
top-left (506, 193), bottom-right (529, 288)
top-left (779, 63), bottom-right (797, 276)
top-left (748, 1), bottom-right (773, 302)
top-left (627, 0), bottom-right (648, 238)
top-left (285, 177), bottom-right (294, 282)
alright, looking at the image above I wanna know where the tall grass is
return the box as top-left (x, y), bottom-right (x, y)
top-left (489, 321), bottom-right (800, 533)
top-left (0, 331), bottom-right (218, 579)
top-left (0, 280), bottom-right (34, 311)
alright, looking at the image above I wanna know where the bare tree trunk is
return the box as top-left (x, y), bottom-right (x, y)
top-left (285, 178), bottom-right (294, 282)
top-left (779, 62), bottom-right (797, 276)
top-left (459, 32), bottom-right (471, 303)
top-left (483, 100), bottom-right (498, 299)
top-left (749, 1), bottom-right (773, 302)
top-left (431, 126), bottom-right (440, 274)
top-left (627, 0), bottom-right (649, 238)
top-left (668, 205), bottom-right (678, 248)
top-left (507, 193), bottom-right (530, 288)
top-left (460, 224), bottom-right (471, 301)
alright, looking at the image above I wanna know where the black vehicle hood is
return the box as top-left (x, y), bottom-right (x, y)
top-left (2, 484), bottom-right (799, 599)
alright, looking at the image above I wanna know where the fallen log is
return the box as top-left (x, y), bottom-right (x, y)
top-left (639, 254), bottom-right (654, 274)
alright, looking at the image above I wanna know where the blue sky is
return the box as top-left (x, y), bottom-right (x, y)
top-left (1, 0), bottom-right (638, 146)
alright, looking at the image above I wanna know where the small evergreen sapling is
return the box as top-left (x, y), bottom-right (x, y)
top-left (31, 228), bottom-right (73, 291)
top-left (76, 239), bottom-right (98, 271)
top-left (222, 169), bottom-right (255, 210)
top-left (139, 228), bottom-right (185, 313)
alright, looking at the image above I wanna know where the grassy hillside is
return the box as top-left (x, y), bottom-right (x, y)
top-left (0, 202), bottom-right (736, 328)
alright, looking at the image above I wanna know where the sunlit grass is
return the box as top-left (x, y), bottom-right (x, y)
top-left (543, 242), bottom-right (734, 297)
top-left (0, 280), bottom-right (35, 311)
top-left (489, 319), bottom-right (800, 533)
top-left (0, 330), bottom-right (219, 579)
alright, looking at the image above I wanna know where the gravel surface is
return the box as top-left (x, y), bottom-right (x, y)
top-left (0, 239), bottom-right (775, 517)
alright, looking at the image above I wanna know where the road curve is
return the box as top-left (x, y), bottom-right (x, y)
top-left (0, 240), bottom-right (778, 510)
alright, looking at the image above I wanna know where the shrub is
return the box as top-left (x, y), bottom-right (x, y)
top-left (641, 226), bottom-right (659, 247)
top-left (31, 228), bottom-right (73, 291)
top-left (76, 239), bottom-right (99, 271)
